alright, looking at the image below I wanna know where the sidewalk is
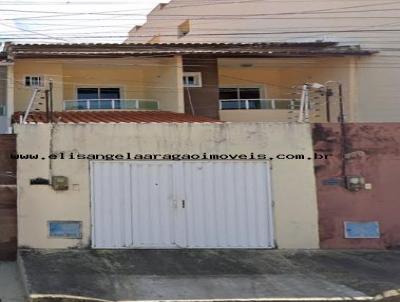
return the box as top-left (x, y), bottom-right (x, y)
top-left (18, 249), bottom-right (400, 302)
top-left (0, 262), bottom-right (25, 302)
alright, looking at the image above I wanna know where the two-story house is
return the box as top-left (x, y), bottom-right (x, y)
top-left (0, 41), bottom-right (373, 252)
top-left (2, 41), bottom-right (373, 133)
top-left (126, 0), bottom-right (400, 122)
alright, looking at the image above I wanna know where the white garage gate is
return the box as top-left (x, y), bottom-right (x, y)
top-left (90, 161), bottom-right (275, 249)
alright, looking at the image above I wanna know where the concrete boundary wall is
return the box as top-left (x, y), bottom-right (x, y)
top-left (14, 122), bottom-right (319, 249)
top-left (0, 134), bottom-right (17, 260)
top-left (314, 123), bottom-right (400, 249)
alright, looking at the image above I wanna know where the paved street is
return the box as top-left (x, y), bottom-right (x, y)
top-left (18, 249), bottom-right (400, 302)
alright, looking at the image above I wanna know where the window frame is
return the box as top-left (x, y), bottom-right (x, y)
top-left (74, 87), bottom-right (123, 110)
top-left (183, 72), bottom-right (203, 88)
top-left (24, 75), bottom-right (44, 88)
top-left (219, 85), bottom-right (265, 100)
top-left (219, 85), bottom-right (267, 110)
top-left (75, 86), bottom-right (123, 100)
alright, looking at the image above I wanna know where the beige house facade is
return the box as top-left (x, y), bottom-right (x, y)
top-left (126, 0), bottom-right (400, 122)
top-left (3, 43), bottom-right (363, 251)
top-left (3, 42), bottom-right (372, 130)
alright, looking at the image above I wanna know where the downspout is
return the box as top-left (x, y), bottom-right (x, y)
top-left (338, 83), bottom-right (348, 177)
top-left (6, 63), bottom-right (14, 133)
top-left (48, 80), bottom-right (55, 180)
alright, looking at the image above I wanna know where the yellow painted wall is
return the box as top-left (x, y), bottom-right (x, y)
top-left (218, 57), bottom-right (353, 122)
top-left (143, 56), bottom-right (185, 112)
top-left (62, 60), bottom-right (147, 102)
top-left (126, 0), bottom-right (400, 122)
top-left (13, 57), bottom-right (184, 112)
top-left (14, 60), bottom-right (64, 112)
top-left (15, 122), bottom-right (319, 250)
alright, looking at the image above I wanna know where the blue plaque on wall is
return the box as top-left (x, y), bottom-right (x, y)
top-left (344, 221), bottom-right (380, 239)
top-left (48, 221), bottom-right (82, 239)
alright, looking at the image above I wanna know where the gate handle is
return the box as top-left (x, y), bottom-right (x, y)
top-left (182, 200), bottom-right (186, 208)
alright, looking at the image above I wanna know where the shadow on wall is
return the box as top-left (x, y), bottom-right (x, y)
top-left (0, 134), bottom-right (17, 260)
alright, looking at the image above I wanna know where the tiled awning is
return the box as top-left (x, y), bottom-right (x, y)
top-left (4, 42), bottom-right (376, 59)
top-left (12, 111), bottom-right (221, 124)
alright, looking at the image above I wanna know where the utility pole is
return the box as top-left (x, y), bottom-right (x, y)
top-left (45, 90), bottom-right (50, 123)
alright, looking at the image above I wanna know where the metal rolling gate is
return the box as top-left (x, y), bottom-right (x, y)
top-left (91, 161), bottom-right (274, 249)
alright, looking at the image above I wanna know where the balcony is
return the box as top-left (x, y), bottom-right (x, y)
top-left (219, 99), bottom-right (300, 110)
top-left (64, 99), bottom-right (159, 111)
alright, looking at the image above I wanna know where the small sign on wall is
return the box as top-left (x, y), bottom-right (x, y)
top-left (344, 221), bottom-right (380, 239)
top-left (48, 221), bottom-right (82, 239)
top-left (322, 178), bottom-right (343, 186)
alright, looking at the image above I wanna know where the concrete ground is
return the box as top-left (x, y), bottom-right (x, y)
top-left (0, 262), bottom-right (25, 302)
top-left (18, 249), bottom-right (400, 302)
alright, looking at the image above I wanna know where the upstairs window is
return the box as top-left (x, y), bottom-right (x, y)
top-left (77, 87), bottom-right (121, 100)
top-left (183, 72), bottom-right (202, 88)
top-left (24, 75), bottom-right (44, 87)
top-left (76, 87), bottom-right (121, 109)
top-left (219, 87), bottom-right (262, 110)
top-left (219, 87), bottom-right (261, 100)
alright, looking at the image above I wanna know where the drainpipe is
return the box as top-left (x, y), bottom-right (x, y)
top-left (49, 80), bottom-right (54, 123)
top-left (45, 90), bottom-right (50, 123)
top-left (338, 83), bottom-right (347, 177)
top-left (325, 88), bottom-right (333, 122)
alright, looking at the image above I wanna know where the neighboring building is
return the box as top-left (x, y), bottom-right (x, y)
top-left (3, 42), bottom-right (372, 127)
top-left (0, 52), bottom-right (11, 133)
top-left (313, 123), bottom-right (400, 249)
top-left (126, 0), bottom-right (400, 122)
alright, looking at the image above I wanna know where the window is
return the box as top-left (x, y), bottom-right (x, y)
top-left (76, 87), bottom-right (121, 110)
top-left (77, 87), bottom-right (120, 100)
top-left (183, 72), bottom-right (202, 87)
top-left (219, 87), bottom-right (262, 110)
top-left (24, 75), bottom-right (44, 87)
top-left (219, 87), bottom-right (261, 100)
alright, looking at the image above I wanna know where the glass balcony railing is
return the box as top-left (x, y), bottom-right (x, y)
top-left (219, 99), bottom-right (301, 110)
top-left (64, 99), bottom-right (159, 111)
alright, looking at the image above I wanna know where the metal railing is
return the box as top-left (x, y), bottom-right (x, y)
top-left (64, 99), bottom-right (160, 111)
top-left (219, 99), bottom-right (301, 110)
top-left (0, 105), bottom-right (5, 116)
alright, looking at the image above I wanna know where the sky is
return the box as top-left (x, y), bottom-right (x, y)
top-left (0, 0), bottom-right (164, 44)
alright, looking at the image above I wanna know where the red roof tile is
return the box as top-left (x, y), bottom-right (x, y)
top-left (13, 111), bottom-right (220, 124)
